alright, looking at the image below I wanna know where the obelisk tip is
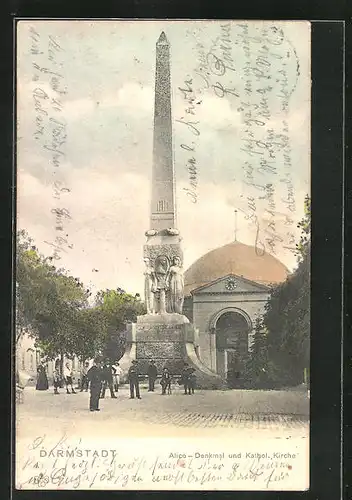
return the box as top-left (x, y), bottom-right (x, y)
top-left (157, 31), bottom-right (169, 46)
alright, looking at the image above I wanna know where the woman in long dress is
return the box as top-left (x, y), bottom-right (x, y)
top-left (169, 256), bottom-right (184, 314)
top-left (36, 362), bottom-right (49, 391)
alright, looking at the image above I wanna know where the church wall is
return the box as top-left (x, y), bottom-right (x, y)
top-left (192, 291), bottom-right (269, 371)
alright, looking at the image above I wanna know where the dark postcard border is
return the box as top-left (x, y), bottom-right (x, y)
top-left (344, 19), bottom-right (351, 500)
top-left (310, 20), bottom-right (344, 500)
top-left (0, 12), bottom-right (344, 500)
top-left (5, 0), bottom-right (349, 21)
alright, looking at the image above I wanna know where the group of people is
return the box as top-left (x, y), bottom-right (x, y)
top-left (36, 360), bottom-right (78, 394)
top-left (147, 360), bottom-right (197, 396)
top-left (36, 360), bottom-right (123, 398)
top-left (53, 360), bottom-right (123, 410)
top-left (35, 358), bottom-right (198, 412)
top-left (88, 359), bottom-right (198, 411)
top-left (79, 361), bottom-right (122, 398)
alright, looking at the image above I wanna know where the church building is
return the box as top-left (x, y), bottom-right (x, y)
top-left (182, 241), bottom-right (289, 379)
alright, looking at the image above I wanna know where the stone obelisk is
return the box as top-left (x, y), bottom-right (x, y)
top-left (119, 33), bottom-right (225, 387)
top-left (150, 31), bottom-right (176, 231)
top-left (143, 31), bottom-right (183, 317)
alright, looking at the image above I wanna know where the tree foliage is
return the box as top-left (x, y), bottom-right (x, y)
top-left (261, 195), bottom-right (311, 386)
top-left (93, 289), bottom-right (146, 362)
top-left (243, 318), bottom-right (269, 387)
top-left (263, 250), bottom-right (310, 385)
top-left (242, 195), bottom-right (311, 388)
top-left (16, 231), bottom-right (90, 356)
top-left (16, 230), bottom-right (145, 365)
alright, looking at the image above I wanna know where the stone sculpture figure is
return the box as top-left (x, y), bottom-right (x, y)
top-left (154, 255), bottom-right (170, 314)
top-left (144, 258), bottom-right (156, 314)
top-left (168, 256), bottom-right (184, 314)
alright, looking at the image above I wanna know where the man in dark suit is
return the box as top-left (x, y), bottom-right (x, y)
top-left (87, 359), bottom-right (103, 411)
top-left (181, 362), bottom-right (192, 395)
top-left (100, 362), bottom-right (117, 399)
top-left (147, 360), bottom-right (158, 392)
top-left (128, 360), bottom-right (141, 399)
top-left (188, 368), bottom-right (196, 395)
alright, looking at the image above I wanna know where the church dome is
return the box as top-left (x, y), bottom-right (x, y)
top-left (184, 241), bottom-right (289, 296)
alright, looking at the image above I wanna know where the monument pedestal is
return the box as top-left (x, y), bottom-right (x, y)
top-left (119, 314), bottom-right (226, 389)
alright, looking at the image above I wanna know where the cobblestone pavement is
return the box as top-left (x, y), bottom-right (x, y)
top-left (17, 385), bottom-right (309, 439)
top-left (16, 386), bottom-right (309, 492)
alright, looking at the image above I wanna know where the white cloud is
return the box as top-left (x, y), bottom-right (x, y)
top-left (196, 95), bottom-right (241, 130)
top-left (100, 83), bottom-right (154, 112)
top-left (62, 98), bottom-right (96, 119)
top-left (60, 83), bottom-right (154, 121)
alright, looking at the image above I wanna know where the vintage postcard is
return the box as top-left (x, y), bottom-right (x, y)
top-left (15, 19), bottom-right (310, 491)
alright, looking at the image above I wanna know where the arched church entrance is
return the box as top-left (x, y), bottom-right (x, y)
top-left (214, 310), bottom-right (250, 379)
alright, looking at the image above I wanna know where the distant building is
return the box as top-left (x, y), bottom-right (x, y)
top-left (183, 241), bottom-right (289, 378)
top-left (16, 330), bottom-right (81, 385)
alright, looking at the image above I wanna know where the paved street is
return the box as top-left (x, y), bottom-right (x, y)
top-left (16, 385), bottom-right (309, 491)
top-left (17, 384), bottom-right (309, 439)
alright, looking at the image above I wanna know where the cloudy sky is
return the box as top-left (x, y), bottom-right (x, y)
top-left (17, 20), bottom-right (310, 297)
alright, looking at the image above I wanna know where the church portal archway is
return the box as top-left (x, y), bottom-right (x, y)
top-left (212, 309), bottom-right (251, 378)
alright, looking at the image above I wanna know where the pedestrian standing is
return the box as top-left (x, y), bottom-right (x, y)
top-left (181, 363), bottom-right (191, 395)
top-left (112, 362), bottom-right (122, 392)
top-left (100, 362), bottom-right (117, 399)
top-left (87, 359), bottom-right (103, 411)
top-left (53, 368), bottom-right (61, 395)
top-left (36, 362), bottom-right (49, 391)
top-left (128, 360), bottom-right (141, 399)
top-left (63, 362), bottom-right (76, 394)
top-left (80, 361), bottom-right (89, 392)
top-left (189, 368), bottom-right (196, 395)
top-left (147, 360), bottom-right (158, 392)
top-left (160, 367), bottom-right (171, 395)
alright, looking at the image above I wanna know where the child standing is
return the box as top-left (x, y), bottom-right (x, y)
top-left (53, 369), bottom-right (61, 395)
top-left (63, 362), bottom-right (76, 394)
top-left (160, 367), bottom-right (171, 395)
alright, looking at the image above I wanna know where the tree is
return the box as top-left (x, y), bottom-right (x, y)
top-left (93, 289), bottom-right (146, 362)
top-left (295, 194), bottom-right (311, 262)
top-left (16, 230), bottom-right (51, 343)
top-left (243, 318), bottom-right (268, 388)
top-left (69, 307), bottom-right (108, 361)
top-left (16, 230), bottom-right (147, 368)
top-left (262, 195), bottom-right (311, 386)
top-left (16, 230), bottom-right (90, 364)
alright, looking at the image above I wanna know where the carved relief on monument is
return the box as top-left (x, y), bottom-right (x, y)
top-left (136, 342), bottom-right (184, 360)
top-left (137, 324), bottom-right (184, 341)
top-left (157, 200), bottom-right (169, 212)
top-left (143, 244), bottom-right (183, 265)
